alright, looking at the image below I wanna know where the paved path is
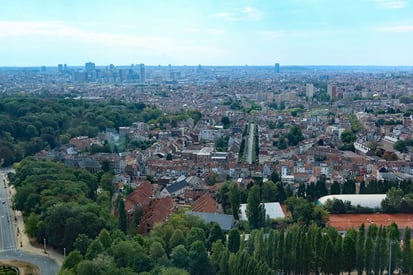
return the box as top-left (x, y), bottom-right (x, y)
top-left (246, 123), bottom-right (255, 164)
top-left (0, 171), bottom-right (63, 275)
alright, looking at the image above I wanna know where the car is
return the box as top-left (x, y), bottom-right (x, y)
top-left (2, 201), bottom-right (5, 204)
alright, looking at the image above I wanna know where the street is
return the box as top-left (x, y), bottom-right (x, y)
top-left (0, 171), bottom-right (60, 275)
top-left (0, 171), bottom-right (17, 252)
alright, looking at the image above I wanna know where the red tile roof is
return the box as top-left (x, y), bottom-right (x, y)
top-left (125, 181), bottom-right (153, 212)
top-left (137, 197), bottom-right (176, 234)
top-left (192, 193), bottom-right (219, 213)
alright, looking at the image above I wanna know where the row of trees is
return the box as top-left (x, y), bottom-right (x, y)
top-left (61, 210), bottom-right (413, 275)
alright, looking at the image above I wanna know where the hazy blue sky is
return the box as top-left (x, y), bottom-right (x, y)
top-left (1, 0), bottom-right (412, 66)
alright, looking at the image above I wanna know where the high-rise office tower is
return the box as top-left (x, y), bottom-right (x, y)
top-left (327, 84), bottom-right (337, 99)
top-left (274, 63), bottom-right (280, 73)
top-left (85, 62), bottom-right (95, 71)
top-left (139, 63), bottom-right (145, 83)
top-left (306, 83), bottom-right (314, 98)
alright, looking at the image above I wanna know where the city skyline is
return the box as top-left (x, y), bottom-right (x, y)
top-left (1, 0), bottom-right (413, 66)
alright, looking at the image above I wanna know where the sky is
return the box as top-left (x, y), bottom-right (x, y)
top-left (1, 0), bottom-right (413, 66)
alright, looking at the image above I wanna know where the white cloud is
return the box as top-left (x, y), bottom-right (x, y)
top-left (215, 6), bottom-right (261, 22)
top-left (371, 0), bottom-right (408, 9)
top-left (260, 28), bottom-right (351, 39)
top-left (378, 25), bottom-right (413, 32)
top-left (215, 12), bottom-right (236, 21)
top-left (0, 20), bottom-right (227, 64)
top-left (242, 6), bottom-right (262, 21)
top-left (0, 21), bottom-right (172, 49)
top-left (183, 27), bottom-right (225, 35)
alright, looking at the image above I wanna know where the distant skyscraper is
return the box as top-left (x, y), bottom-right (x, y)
top-left (139, 63), bottom-right (145, 83)
top-left (306, 83), bottom-right (314, 98)
top-left (85, 61), bottom-right (95, 71)
top-left (58, 64), bottom-right (63, 72)
top-left (327, 84), bottom-right (337, 99)
top-left (274, 63), bottom-right (280, 73)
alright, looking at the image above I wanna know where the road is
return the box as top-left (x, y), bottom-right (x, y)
top-left (246, 123), bottom-right (255, 164)
top-left (0, 172), bottom-right (16, 252)
top-left (0, 171), bottom-right (60, 275)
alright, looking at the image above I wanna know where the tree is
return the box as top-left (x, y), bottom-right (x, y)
top-left (118, 199), bottom-right (127, 233)
top-left (77, 260), bottom-right (102, 275)
top-left (394, 140), bottom-right (407, 153)
top-left (341, 129), bottom-right (357, 144)
top-left (342, 178), bottom-right (356, 194)
top-left (216, 183), bottom-right (231, 214)
top-left (277, 136), bottom-right (288, 149)
top-left (285, 197), bottom-right (313, 225)
top-left (186, 227), bottom-right (206, 248)
top-left (210, 240), bottom-right (228, 274)
top-left (227, 228), bottom-right (241, 253)
top-left (188, 241), bottom-right (210, 275)
top-left (311, 205), bottom-right (329, 227)
top-left (276, 183), bottom-right (287, 202)
top-left (208, 223), bottom-right (225, 249)
top-left (111, 240), bottom-right (133, 267)
top-left (261, 181), bottom-right (278, 202)
top-left (287, 126), bottom-right (304, 146)
top-left (401, 227), bottom-right (411, 274)
top-left (149, 241), bottom-right (167, 263)
top-left (382, 187), bottom-right (404, 213)
top-left (364, 235), bottom-right (374, 275)
top-left (270, 171), bottom-right (280, 183)
top-left (62, 250), bottom-right (83, 270)
top-left (228, 182), bottom-right (241, 220)
top-left (315, 178), bottom-right (328, 199)
top-left (97, 228), bottom-right (112, 249)
top-left (85, 239), bottom-right (104, 260)
top-left (170, 245), bottom-right (189, 269)
top-left (169, 229), bottom-right (186, 251)
top-left (221, 116), bottom-right (231, 129)
top-left (355, 224), bottom-right (365, 275)
top-left (74, 234), bottom-right (91, 256)
top-left (342, 228), bottom-right (357, 274)
top-left (322, 239), bottom-right (336, 275)
top-left (330, 181), bottom-right (341, 195)
top-left (359, 181), bottom-right (367, 194)
top-left (246, 185), bottom-right (265, 229)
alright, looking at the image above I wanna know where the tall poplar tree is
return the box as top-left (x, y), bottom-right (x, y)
top-left (364, 235), bottom-right (374, 275)
top-left (342, 228), bottom-right (357, 274)
top-left (229, 182), bottom-right (241, 220)
top-left (356, 224), bottom-right (365, 275)
top-left (246, 185), bottom-right (265, 229)
top-left (401, 227), bottom-right (411, 274)
top-left (118, 199), bottom-right (127, 234)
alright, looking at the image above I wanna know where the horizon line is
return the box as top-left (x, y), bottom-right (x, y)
top-left (1, 64), bottom-right (413, 68)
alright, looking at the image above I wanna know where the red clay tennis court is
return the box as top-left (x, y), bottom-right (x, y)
top-left (328, 213), bottom-right (413, 231)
